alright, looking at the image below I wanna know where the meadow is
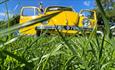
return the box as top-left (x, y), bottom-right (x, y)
top-left (0, 32), bottom-right (115, 70)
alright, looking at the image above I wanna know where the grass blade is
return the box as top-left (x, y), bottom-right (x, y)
top-left (0, 49), bottom-right (34, 69)
top-left (0, 11), bottom-right (61, 37)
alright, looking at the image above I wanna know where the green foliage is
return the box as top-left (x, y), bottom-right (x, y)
top-left (96, 0), bottom-right (115, 23)
top-left (0, 34), bottom-right (115, 70)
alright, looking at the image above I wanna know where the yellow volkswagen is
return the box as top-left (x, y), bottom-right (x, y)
top-left (19, 6), bottom-right (97, 35)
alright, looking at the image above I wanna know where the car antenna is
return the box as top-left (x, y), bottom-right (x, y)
top-left (39, 2), bottom-right (44, 13)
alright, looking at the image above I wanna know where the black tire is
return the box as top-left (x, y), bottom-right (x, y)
top-left (36, 30), bottom-right (41, 36)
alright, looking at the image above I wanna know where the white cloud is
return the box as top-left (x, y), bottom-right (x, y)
top-left (0, 12), bottom-right (13, 17)
top-left (0, 12), bottom-right (6, 16)
top-left (0, 12), bottom-right (14, 21)
top-left (83, 1), bottom-right (91, 6)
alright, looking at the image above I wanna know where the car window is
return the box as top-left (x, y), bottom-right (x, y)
top-left (81, 11), bottom-right (94, 19)
top-left (22, 8), bottom-right (39, 16)
top-left (46, 6), bottom-right (73, 12)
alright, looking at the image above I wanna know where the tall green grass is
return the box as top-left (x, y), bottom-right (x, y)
top-left (0, 0), bottom-right (115, 70)
top-left (0, 35), bottom-right (115, 70)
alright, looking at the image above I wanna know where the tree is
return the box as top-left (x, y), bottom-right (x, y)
top-left (0, 15), bottom-right (20, 29)
top-left (100, 0), bottom-right (114, 10)
top-left (9, 15), bottom-right (20, 26)
top-left (95, 0), bottom-right (115, 25)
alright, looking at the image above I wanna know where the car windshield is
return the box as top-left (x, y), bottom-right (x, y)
top-left (81, 11), bottom-right (94, 19)
top-left (22, 8), bottom-right (39, 16)
top-left (46, 6), bottom-right (73, 12)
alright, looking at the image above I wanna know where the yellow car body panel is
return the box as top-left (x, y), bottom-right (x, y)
top-left (19, 16), bottom-right (43, 35)
top-left (44, 11), bottom-right (79, 26)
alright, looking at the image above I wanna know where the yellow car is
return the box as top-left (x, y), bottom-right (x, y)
top-left (19, 6), bottom-right (97, 35)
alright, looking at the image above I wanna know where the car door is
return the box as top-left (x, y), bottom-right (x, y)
top-left (19, 6), bottom-right (41, 35)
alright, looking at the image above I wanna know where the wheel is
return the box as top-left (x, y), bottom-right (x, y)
top-left (36, 30), bottom-right (41, 36)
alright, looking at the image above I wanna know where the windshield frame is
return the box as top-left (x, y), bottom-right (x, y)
top-left (20, 7), bottom-right (40, 16)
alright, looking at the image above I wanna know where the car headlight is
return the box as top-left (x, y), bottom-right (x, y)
top-left (82, 18), bottom-right (90, 28)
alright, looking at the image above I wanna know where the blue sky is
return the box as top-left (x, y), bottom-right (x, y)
top-left (0, 0), bottom-right (95, 20)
